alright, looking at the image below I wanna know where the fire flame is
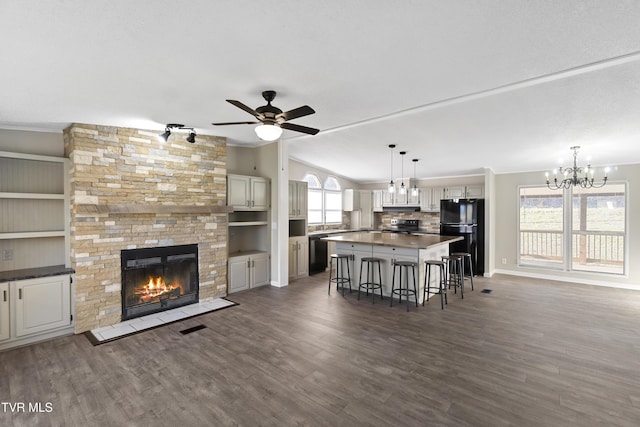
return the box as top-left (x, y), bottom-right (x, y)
top-left (135, 276), bottom-right (184, 303)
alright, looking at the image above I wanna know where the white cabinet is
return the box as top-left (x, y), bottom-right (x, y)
top-left (228, 174), bottom-right (269, 211)
top-left (357, 191), bottom-right (373, 229)
top-left (0, 152), bottom-right (70, 270)
top-left (372, 190), bottom-right (384, 212)
top-left (228, 253), bottom-right (270, 293)
top-left (444, 186), bottom-right (466, 199)
top-left (13, 275), bottom-right (71, 337)
top-left (0, 274), bottom-right (73, 350)
top-left (464, 184), bottom-right (484, 198)
top-left (289, 237), bottom-right (309, 280)
top-left (443, 185), bottom-right (484, 199)
top-left (289, 180), bottom-right (308, 219)
top-left (420, 187), bottom-right (444, 212)
top-left (0, 282), bottom-right (9, 341)
top-left (343, 189), bottom-right (360, 212)
top-left (372, 246), bottom-right (420, 297)
top-left (345, 190), bottom-right (373, 229)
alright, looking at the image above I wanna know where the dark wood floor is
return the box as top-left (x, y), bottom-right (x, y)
top-left (1, 273), bottom-right (640, 426)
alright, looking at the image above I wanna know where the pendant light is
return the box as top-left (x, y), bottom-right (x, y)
top-left (411, 158), bottom-right (419, 197)
top-left (388, 144), bottom-right (396, 193)
top-left (398, 151), bottom-right (407, 195)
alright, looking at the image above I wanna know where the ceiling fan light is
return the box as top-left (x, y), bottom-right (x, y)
top-left (255, 124), bottom-right (283, 141)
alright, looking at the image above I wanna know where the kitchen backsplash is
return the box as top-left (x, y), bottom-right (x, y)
top-left (307, 211), bottom-right (440, 233)
top-left (378, 211), bottom-right (440, 232)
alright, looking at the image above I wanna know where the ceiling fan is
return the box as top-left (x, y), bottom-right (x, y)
top-left (212, 90), bottom-right (319, 141)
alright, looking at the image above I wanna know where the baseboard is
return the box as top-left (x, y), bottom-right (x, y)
top-left (492, 268), bottom-right (640, 291)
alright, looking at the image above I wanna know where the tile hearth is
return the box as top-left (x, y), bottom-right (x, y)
top-left (87, 298), bottom-right (236, 344)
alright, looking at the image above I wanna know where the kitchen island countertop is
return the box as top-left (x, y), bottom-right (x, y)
top-left (322, 231), bottom-right (462, 250)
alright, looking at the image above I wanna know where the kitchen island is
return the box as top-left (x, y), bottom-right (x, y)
top-left (323, 232), bottom-right (463, 304)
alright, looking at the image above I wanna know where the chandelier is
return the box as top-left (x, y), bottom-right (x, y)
top-left (545, 146), bottom-right (609, 190)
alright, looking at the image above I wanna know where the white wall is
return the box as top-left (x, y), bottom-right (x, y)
top-left (493, 164), bottom-right (640, 288)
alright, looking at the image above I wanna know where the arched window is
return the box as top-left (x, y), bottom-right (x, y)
top-left (323, 176), bottom-right (342, 224)
top-left (302, 173), bottom-right (323, 224)
top-left (302, 173), bottom-right (321, 189)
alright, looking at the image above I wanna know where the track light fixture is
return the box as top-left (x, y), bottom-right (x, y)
top-left (186, 130), bottom-right (196, 144)
top-left (157, 123), bottom-right (197, 144)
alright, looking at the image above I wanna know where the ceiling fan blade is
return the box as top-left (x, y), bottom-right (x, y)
top-left (226, 100), bottom-right (264, 120)
top-left (280, 122), bottom-right (320, 135)
top-left (277, 105), bottom-right (315, 122)
top-left (211, 121), bottom-right (259, 126)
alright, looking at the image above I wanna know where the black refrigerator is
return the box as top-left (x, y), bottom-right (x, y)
top-left (440, 198), bottom-right (485, 276)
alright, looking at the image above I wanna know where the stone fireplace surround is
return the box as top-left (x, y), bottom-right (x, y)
top-left (64, 123), bottom-right (230, 333)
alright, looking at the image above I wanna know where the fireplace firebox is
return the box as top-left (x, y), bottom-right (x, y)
top-left (121, 244), bottom-right (199, 321)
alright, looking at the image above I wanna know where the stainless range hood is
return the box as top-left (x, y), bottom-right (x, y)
top-left (382, 205), bottom-right (420, 212)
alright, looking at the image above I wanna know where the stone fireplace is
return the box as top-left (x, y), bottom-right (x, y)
top-left (121, 244), bottom-right (199, 320)
top-left (64, 123), bottom-right (230, 333)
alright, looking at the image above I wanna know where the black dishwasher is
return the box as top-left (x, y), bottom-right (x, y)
top-left (308, 234), bottom-right (328, 275)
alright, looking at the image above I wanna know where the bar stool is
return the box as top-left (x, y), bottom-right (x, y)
top-left (358, 257), bottom-right (384, 303)
top-left (390, 260), bottom-right (418, 311)
top-left (423, 260), bottom-right (447, 310)
top-left (451, 252), bottom-right (474, 291)
top-left (328, 254), bottom-right (352, 296)
top-left (442, 255), bottom-right (464, 299)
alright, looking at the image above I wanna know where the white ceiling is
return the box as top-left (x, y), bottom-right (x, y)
top-left (2, 1), bottom-right (640, 183)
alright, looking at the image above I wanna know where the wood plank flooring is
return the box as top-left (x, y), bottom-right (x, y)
top-left (1, 273), bottom-right (640, 426)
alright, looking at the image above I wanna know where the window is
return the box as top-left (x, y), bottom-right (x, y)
top-left (301, 173), bottom-right (343, 225)
top-left (571, 184), bottom-right (625, 274)
top-left (519, 186), bottom-right (564, 268)
top-left (302, 173), bottom-right (323, 225)
top-left (518, 184), bottom-right (626, 275)
top-left (324, 177), bottom-right (342, 224)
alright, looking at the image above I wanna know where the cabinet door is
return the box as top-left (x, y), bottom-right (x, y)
top-left (445, 186), bottom-right (466, 199)
top-left (228, 175), bottom-right (250, 209)
top-left (251, 254), bottom-right (270, 287)
top-left (14, 275), bottom-right (71, 338)
top-left (289, 238), bottom-right (298, 278)
top-left (288, 181), bottom-right (297, 217)
top-left (228, 256), bottom-right (250, 293)
top-left (359, 191), bottom-right (373, 228)
top-left (250, 178), bottom-right (269, 210)
top-left (372, 190), bottom-right (384, 212)
top-left (420, 188), bottom-right (432, 211)
top-left (431, 187), bottom-right (444, 211)
top-left (0, 282), bottom-right (9, 341)
top-left (296, 182), bottom-right (308, 218)
top-left (465, 185), bottom-right (484, 198)
top-left (296, 238), bottom-right (309, 277)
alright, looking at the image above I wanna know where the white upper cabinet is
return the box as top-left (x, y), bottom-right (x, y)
top-left (443, 185), bottom-right (484, 199)
top-left (228, 174), bottom-right (269, 211)
top-left (289, 180), bottom-right (308, 219)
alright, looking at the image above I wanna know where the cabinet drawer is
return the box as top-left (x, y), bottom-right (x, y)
top-left (373, 246), bottom-right (418, 259)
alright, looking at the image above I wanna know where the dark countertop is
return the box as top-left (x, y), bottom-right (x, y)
top-left (322, 231), bottom-right (462, 250)
top-left (0, 265), bottom-right (74, 283)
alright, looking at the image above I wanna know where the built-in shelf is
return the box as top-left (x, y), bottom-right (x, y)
top-left (228, 249), bottom-right (269, 258)
top-left (229, 221), bottom-right (269, 227)
top-left (0, 231), bottom-right (66, 240)
top-left (1, 152), bottom-right (70, 271)
top-left (0, 192), bottom-right (65, 200)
